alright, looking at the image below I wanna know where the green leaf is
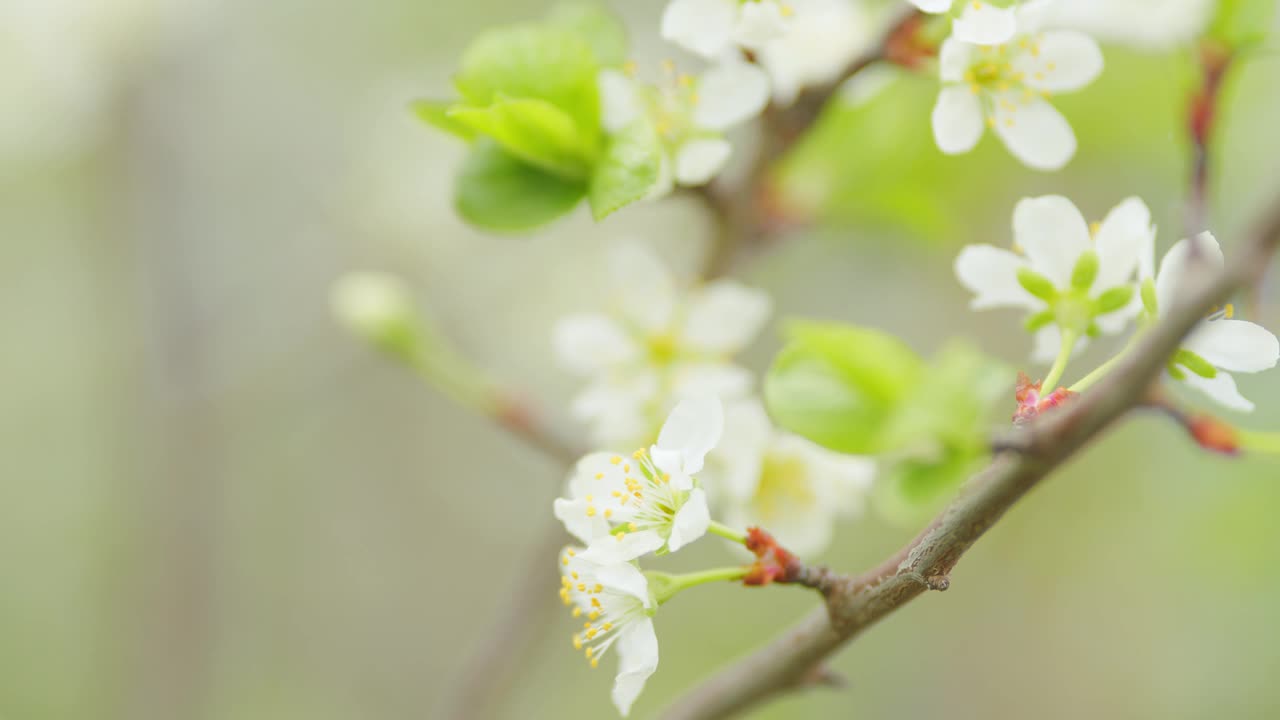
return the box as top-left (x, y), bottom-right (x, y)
top-left (879, 342), bottom-right (1010, 453)
top-left (410, 99), bottom-right (475, 140)
top-left (454, 140), bottom-right (586, 232)
top-left (449, 98), bottom-right (597, 179)
top-left (765, 321), bottom-right (925, 454)
top-left (547, 1), bottom-right (629, 66)
top-left (1208, 0), bottom-right (1276, 48)
top-left (876, 447), bottom-right (990, 526)
top-left (454, 24), bottom-right (601, 133)
top-left (588, 120), bottom-right (663, 220)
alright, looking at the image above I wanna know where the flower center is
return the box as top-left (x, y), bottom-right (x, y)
top-left (559, 551), bottom-right (643, 669)
top-left (751, 454), bottom-right (814, 519)
top-left (631, 60), bottom-right (699, 145)
top-left (961, 39), bottom-right (1056, 129)
top-left (646, 332), bottom-right (678, 365)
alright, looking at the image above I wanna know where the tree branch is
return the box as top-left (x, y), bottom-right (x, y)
top-left (662, 195), bottom-right (1280, 720)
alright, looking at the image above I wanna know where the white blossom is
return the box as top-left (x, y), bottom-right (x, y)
top-left (700, 399), bottom-right (874, 556)
top-left (555, 240), bottom-right (771, 448)
top-left (755, 0), bottom-right (874, 105)
top-left (558, 549), bottom-right (658, 717)
top-left (908, 0), bottom-right (1017, 45)
top-left (553, 397), bottom-right (724, 564)
top-left (931, 5), bottom-right (1103, 170)
top-left (955, 195), bottom-right (1151, 360)
top-left (599, 59), bottom-right (769, 190)
top-left (1143, 233), bottom-right (1280, 412)
top-left (1043, 0), bottom-right (1214, 51)
top-left (660, 0), bottom-right (794, 59)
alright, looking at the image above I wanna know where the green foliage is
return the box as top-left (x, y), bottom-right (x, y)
top-left (454, 140), bottom-right (587, 232)
top-left (765, 320), bottom-right (925, 454)
top-left (547, 1), bottom-right (629, 66)
top-left (588, 120), bottom-right (664, 220)
top-left (767, 323), bottom-right (1009, 520)
top-left (415, 3), bottom-right (662, 232)
top-left (1208, 0), bottom-right (1276, 49)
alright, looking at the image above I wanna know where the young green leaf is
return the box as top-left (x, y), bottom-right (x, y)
top-left (454, 140), bottom-right (586, 232)
top-left (547, 1), bottom-right (629, 66)
top-left (588, 120), bottom-right (663, 220)
top-left (448, 97), bottom-right (598, 179)
top-left (410, 99), bottom-right (476, 140)
top-left (454, 24), bottom-right (601, 132)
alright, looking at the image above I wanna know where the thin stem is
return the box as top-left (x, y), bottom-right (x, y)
top-left (1238, 430), bottom-right (1280, 454)
top-left (652, 567), bottom-right (751, 606)
top-left (1040, 328), bottom-right (1079, 394)
top-left (707, 521), bottom-right (748, 545)
top-left (1069, 332), bottom-right (1144, 394)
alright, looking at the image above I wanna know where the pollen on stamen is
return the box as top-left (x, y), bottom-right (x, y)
top-left (588, 610), bottom-right (600, 620)
top-left (610, 456), bottom-right (622, 465)
top-left (628, 523), bottom-right (638, 532)
top-left (632, 449), bottom-right (645, 459)
top-left (577, 583), bottom-right (586, 591)
top-left (780, 3), bottom-right (794, 17)
top-left (614, 531), bottom-right (626, 542)
top-left (585, 506), bottom-right (596, 517)
top-left (594, 472), bottom-right (604, 480)
top-left (590, 657), bottom-right (599, 668)
top-left (573, 634), bottom-right (583, 650)
top-left (604, 509), bottom-right (613, 519)
top-left (572, 607), bottom-right (582, 618)
top-left (593, 583), bottom-right (603, 593)
top-left (603, 622), bottom-right (613, 631)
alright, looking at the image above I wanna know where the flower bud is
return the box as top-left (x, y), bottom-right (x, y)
top-left (331, 272), bottom-right (421, 360)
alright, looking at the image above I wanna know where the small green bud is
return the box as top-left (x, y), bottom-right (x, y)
top-left (1166, 360), bottom-right (1187, 381)
top-left (331, 272), bottom-right (421, 360)
top-left (1175, 349), bottom-right (1219, 379)
top-left (1095, 285), bottom-right (1136, 314)
top-left (1016, 267), bottom-right (1058, 302)
top-left (1071, 250), bottom-right (1100, 292)
top-left (1141, 278), bottom-right (1159, 316)
top-left (1024, 309), bottom-right (1055, 332)
top-left (1086, 322), bottom-right (1102, 338)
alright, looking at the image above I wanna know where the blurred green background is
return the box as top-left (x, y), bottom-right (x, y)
top-left (2, 1), bottom-right (1279, 718)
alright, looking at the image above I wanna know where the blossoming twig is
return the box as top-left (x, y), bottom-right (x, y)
top-left (660, 197), bottom-right (1280, 720)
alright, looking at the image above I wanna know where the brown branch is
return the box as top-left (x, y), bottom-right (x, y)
top-left (661, 195), bottom-right (1280, 720)
top-left (693, 6), bottom-right (922, 279)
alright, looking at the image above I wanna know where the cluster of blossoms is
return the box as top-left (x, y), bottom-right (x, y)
top-left (957, 195), bottom-right (1279, 411)
top-left (553, 396), bottom-right (722, 716)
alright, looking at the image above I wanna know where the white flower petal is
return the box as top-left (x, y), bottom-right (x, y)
top-left (1016, 31), bottom-right (1104, 92)
top-left (661, 0), bottom-right (737, 59)
top-left (910, 0), bottom-right (954, 12)
top-left (1178, 370), bottom-right (1255, 413)
top-left (707, 398), bottom-right (773, 502)
top-left (611, 617), bottom-right (659, 717)
top-left (609, 240), bottom-right (678, 332)
top-left (553, 498), bottom-right (611, 544)
top-left (938, 37), bottom-right (975, 83)
top-left (580, 530), bottom-right (666, 564)
top-left (953, 2), bottom-right (1017, 45)
top-left (1093, 196), bottom-right (1154, 290)
top-left (652, 395), bottom-right (725, 476)
top-left (932, 85), bottom-right (985, 155)
top-left (1031, 326), bottom-right (1089, 364)
top-left (733, 0), bottom-right (790, 49)
top-left (674, 138), bottom-right (732, 186)
top-left (1184, 320), bottom-right (1280, 374)
top-left (667, 362), bottom-right (755, 403)
top-left (598, 69), bottom-right (641, 132)
top-left (692, 62), bottom-right (770, 130)
top-left (775, 434), bottom-right (874, 514)
top-left (1014, 0), bottom-right (1056, 34)
top-left (1155, 232), bottom-right (1225, 315)
top-left (596, 560), bottom-right (653, 607)
top-left (1012, 195), bottom-right (1092, 286)
top-left (679, 280), bottom-right (772, 354)
top-left (667, 488), bottom-right (710, 551)
top-left (992, 94), bottom-right (1077, 171)
top-left (553, 314), bottom-right (640, 375)
top-left (954, 244), bottom-right (1038, 310)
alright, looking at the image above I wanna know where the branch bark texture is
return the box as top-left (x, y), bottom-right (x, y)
top-left (662, 197), bottom-right (1280, 720)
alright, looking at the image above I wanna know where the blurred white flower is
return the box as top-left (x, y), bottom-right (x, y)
top-left (555, 240), bottom-right (771, 447)
top-left (660, 0), bottom-right (794, 59)
top-left (1044, 0), bottom-right (1214, 50)
top-left (558, 548), bottom-right (658, 717)
top-left (756, 0), bottom-right (874, 105)
top-left (700, 399), bottom-right (874, 556)
top-left (554, 397), bottom-right (724, 563)
top-left (908, 0), bottom-right (1017, 45)
top-left (1142, 232), bottom-right (1280, 412)
top-left (931, 7), bottom-right (1103, 170)
top-left (955, 195), bottom-right (1151, 359)
top-left (600, 59), bottom-right (769, 189)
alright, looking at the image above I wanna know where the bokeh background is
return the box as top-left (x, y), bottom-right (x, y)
top-left (3, 0), bottom-right (1279, 718)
